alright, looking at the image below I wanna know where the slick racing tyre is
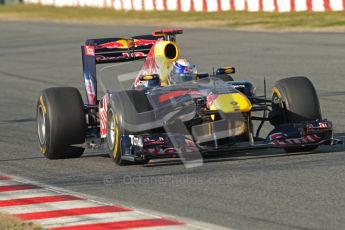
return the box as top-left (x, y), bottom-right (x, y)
top-left (106, 107), bottom-right (128, 166)
top-left (269, 76), bottom-right (322, 152)
top-left (106, 91), bottom-right (152, 166)
top-left (36, 87), bottom-right (86, 159)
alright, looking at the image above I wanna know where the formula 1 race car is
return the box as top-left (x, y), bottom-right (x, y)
top-left (36, 29), bottom-right (342, 166)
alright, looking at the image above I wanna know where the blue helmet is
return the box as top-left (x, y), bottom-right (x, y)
top-left (168, 59), bottom-right (197, 85)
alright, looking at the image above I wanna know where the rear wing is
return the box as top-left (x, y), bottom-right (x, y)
top-left (82, 35), bottom-right (163, 64)
top-left (82, 29), bottom-right (182, 105)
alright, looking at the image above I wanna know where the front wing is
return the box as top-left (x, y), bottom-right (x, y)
top-left (118, 119), bottom-right (342, 162)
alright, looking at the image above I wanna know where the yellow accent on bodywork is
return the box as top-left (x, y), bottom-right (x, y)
top-left (272, 87), bottom-right (282, 98)
top-left (209, 93), bottom-right (252, 113)
top-left (39, 96), bottom-right (47, 113)
top-left (116, 39), bottom-right (130, 49)
top-left (142, 75), bottom-right (154, 80)
top-left (154, 41), bottom-right (179, 85)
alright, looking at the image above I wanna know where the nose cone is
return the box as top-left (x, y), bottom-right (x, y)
top-left (208, 93), bottom-right (252, 113)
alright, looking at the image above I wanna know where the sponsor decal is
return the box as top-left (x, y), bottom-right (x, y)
top-left (97, 40), bottom-right (128, 49)
top-left (183, 66), bottom-right (190, 73)
top-left (139, 81), bottom-right (149, 87)
top-left (97, 39), bottom-right (157, 49)
top-left (131, 39), bottom-right (157, 47)
top-left (84, 45), bottom-right (95, 56)
top-left (129, 135), bottom-right (143, 147)
top-left (96, 52), bottom-right (146, 62)
top-left (269, 132), bottom-right (320, 145)
top-left (143, 136), bottom-right (166, 145)
top-left (233, 84), bottom-right (246, 88)
top-left (122, 52), bottom-right (146, 58)
top-left (99, 96), bottom-right (108, 138)
top-left (206, 94), bottom-right (218, 108)
top-left (319, 122), bottom-right (328, 128)
top-left (144, 147), bottom-right (162, 155)
top-left (305, 121), bottom-right (331, 133)
top-left (164, 148), bottom-right (178, 154)
top-left (85, 78), bottom-right (96, 105)
top-left (269, 132), bottom-right (284, 141)
top-left (96, 55), bottom-right (121, 62)
top-left (158, 90), bottom-right (204, 103)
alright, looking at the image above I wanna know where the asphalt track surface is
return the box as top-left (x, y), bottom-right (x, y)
top-left (1, 21), bottom-right (345, 230)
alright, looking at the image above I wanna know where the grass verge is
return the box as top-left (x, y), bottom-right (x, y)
top-left (0, 4), bottom-right (345, 31)
top-left (0, 213), bottom-right (45, 230)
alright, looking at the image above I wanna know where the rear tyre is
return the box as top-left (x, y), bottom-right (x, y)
top-left (269, 76), bottom-right (321, 152)
top-left (36, 87), bottom-right (86, 159)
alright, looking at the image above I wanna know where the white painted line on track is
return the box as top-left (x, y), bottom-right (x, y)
top-left (0, 200), bottom-right (101, 214)
top-left (0, 189), bottom-right (57, 201)
top-left (40, 211), bottom-right (154, 228)
top-left (0, 180), bottom-right (27, 186)
top-left (142, 226), bottom-right (207, 230)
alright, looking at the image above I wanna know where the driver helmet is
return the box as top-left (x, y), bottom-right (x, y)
top-left (168, 59), bottom-right (197, 85)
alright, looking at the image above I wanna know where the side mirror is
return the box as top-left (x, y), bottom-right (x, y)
top-left (214, 67), bottom-right (235, 82)
top-left (139, 74), bottom-right (160, 81)
top-left (196, 73), bottom-right (209, 80)
top-left (138, 74), bottom-right (160, 87)
top-left (216, 67), bottom-right (236, 75)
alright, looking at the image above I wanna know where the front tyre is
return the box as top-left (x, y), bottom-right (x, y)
top-left (269, 76), bottom-right (322, 153)
top-left (36, 87), bottom-right (85, 159)
top-left (106, 108), bottom-right (128, 166)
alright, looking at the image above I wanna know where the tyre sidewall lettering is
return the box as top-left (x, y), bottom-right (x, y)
top-left (113, 113), bottom-right (120, 159)
top-left (37, 94), bottom-right (50, 155)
